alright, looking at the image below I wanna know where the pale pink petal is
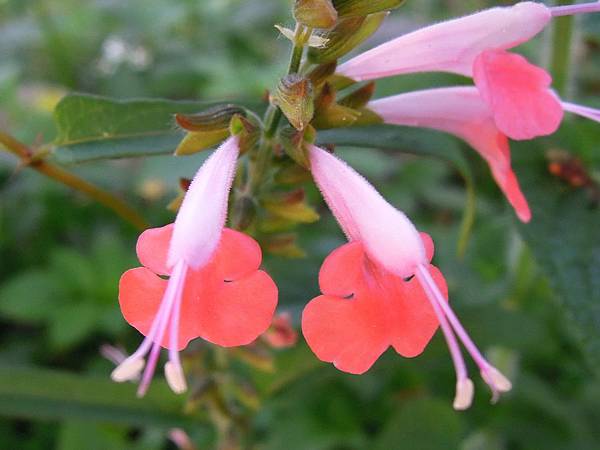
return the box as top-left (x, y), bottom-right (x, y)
top-left (309, 145), bottom-right (426, 279)
top-left (473, 49), bottom-right (563, 140)
top-left (369, 87), bottom-right (531, 222)
top-left (338, 2), bottom-right (551, 81)
top-left (168, 136), bottom-right (239, 269)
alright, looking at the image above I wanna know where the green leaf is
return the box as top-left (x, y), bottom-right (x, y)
top-left (48, 303), bottom-right (100, 350)
top-left (374, 398), bottom-right (464, 450)
top-left (318, 125), bottom-right (477, 255)
top-left (0, 271), bottom-right (62, 324)
top-left (57, 421), bottom-right (128, 450)
top-left (51, 94), bottom-right (258, 164)
top-left (513, 140), bottom-right (600, 370)
top-left (0, 365), bottom-right (195, 427)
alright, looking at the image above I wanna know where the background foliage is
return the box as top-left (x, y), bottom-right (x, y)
top-left (1, 0), bottom-right (600, 449)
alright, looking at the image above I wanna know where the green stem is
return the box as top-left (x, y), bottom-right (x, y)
top-left (245, 23), bottom-right (309, 197)
top-left (264, 24), bottom-right (308, 138)
top-left (0, 132), bottom-right (149, 230)
top-left (550, 0), bottom-right (575, 97)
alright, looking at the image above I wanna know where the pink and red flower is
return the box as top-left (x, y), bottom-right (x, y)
top-left (338, 1), bottom-right (600, 221)
top-left (306, 144), bottom-right (512, 409)
top-left (112, 137), bottom-right (278, 396)
top-left (303, 233), bottom-right (444, 375)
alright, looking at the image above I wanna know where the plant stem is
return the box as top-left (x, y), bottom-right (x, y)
top-left (550, 0), bottom-right (574, 97)
top-left (0, 132), bottom-right (149, 230)
top-left (264, 24), bottom-right (308, 138)
top-left (244, 23), bottom-right (309, 198)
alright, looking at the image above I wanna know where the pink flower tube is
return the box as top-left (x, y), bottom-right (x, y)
top-left (369, 87), bottom-right (531, 222)
top-left (337, 1), bottom-right (600, 81)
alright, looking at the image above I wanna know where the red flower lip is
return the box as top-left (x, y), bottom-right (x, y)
top-left (121, 224), bottom-right (278, 350)
top-left (302, 233), bottom-right (444, 375)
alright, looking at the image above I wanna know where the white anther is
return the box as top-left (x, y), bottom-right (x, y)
top-left (111, 358), bottom-right (145, 382)
top-left (482, 366), bottom-right (512, 393)
top-left (453, 378), bottom-right (474, 411)
top-left (165, 361), bottom-right (188, 394)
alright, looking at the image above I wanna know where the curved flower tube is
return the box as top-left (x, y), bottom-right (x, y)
top-left (368, 86), bottom-right (600, 222)
top-left (369, 86), bottom-right (531, 222)
top-left (112, 136), bottom-right (278, 396)
top-left (337, 2), bottom-right (600, 141)
top-left (306, 144), bottom-right (512, 409)
top-left (337, 1), bottom-right (599, 81)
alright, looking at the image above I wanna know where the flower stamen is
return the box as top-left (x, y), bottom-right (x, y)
top-left (416, 264), bottom-right (512, 404)
top-left (414, 264), bottom-right (473, 410)
top-left (551, 1), bottom-right (600, 17)
top-left (166, 263), bottom-right (188, 394)
top-left (561, 101), bottom-right (600, 124)
top-left (137, 261), bottom-right (187, 397)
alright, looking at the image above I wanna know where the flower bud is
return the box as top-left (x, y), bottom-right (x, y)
top-left (174, 129), bottom-right (230, 156)
top-left (273, 74), bottom-right (315, 131)
top-left (308, 12), bottom-right (388, 63)
top-left (332, 0), bottom-right (405, 18)
top-left (307, 61), bottom-right (338, 88)
top-left (312, 83), bottom-right (361, 129)
top-left (229, 113), bottom-right (261, 154)
top-left (294, 0), bottom-right (338, 29)
top-left (278, 125), bottom-right (316, 167)
top-left (338, 81), bottom-right (376, 109)
top-left (175, 104), bottom-right (246, 132)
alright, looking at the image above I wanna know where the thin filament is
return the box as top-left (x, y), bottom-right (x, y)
top-left (168, 264), bottom-right (189, 376)
top-left (113, 281), bottom-right (174, 372)
top-left (561, 101), bottom-right (600, 123)
top-left (551, 2), bottom-right (600, 17)
top-left (414, 265), bottom-right (468, 382)
top-left (137, 261), bottom-right (186, 396)
top-left (416, 265), bottom-right (490, 371)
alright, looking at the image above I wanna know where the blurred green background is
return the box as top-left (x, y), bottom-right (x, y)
top-left (1, 0), bottom-right (600, 449)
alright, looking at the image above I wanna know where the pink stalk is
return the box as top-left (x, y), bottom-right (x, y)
top-left (166, 263), bottom-right (189, 394)
top-left (414, 266), bottom-right (473, 410)
top-left (416, 264), bottom-right (512, 402)
top-left (337, 2), bottom-right (551, 80)
top-left (111, 283), bottom-right (175, 383)
top-left (551, 1), bottom-right (600, 17)
top-left (562, 101), bottom-right (600, 123)
top-left (136, 261), bottom-right (187, 397)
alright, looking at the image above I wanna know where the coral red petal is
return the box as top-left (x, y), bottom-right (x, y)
top-left (302, 294), bottom-right (390, 374)
top-left (119, 267), bottom-right (165, 340)
top-left (210, 228), bottom-right (263, 281)
top-left (468, 128), bottom-right (532, 222)
top-left (136, 224), bottom-right (174, 276)
top-left (489, 160), bottom-right (532, 223)
top-left (318, 242), bottom-right (366, 297)
top-left (391, 265), bottom-right (446, 358)
top-left (473, 49), bottom-right (564, 140)
top-left (195, 270), bottom-right (278, 347)
top-left (420, 232), bottom-right (434, 262)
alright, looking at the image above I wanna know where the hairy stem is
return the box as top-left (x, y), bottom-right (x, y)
top-left (0, 132), bottom-right (148, 230)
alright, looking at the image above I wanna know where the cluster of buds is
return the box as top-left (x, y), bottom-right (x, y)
top-left (111, 1), bottom-right (600, 411)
